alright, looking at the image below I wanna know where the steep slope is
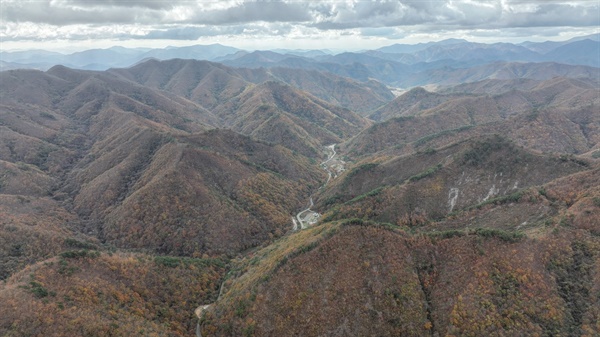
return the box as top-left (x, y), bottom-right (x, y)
top-left (96, 130), bottom-right (324, 255)
top-left (348, 77), bottom-right (600, 157)
top-left (202, 219), bottom-right (599, 336)
top-left (213, 81), bottom-right (371, 157)
top-left (0, 252), bottom-right (227, 337)
top-left (0, 67), bottom-right (326, 258)
top-left (369, 87), bottom-right (461, 121)
top-left (253, 67), bottom-right (393, 114)
top-left (2, 50), bottom-right (600, 337)
top-left (321, 136), bottom-right (591, 222)
top-left (200, 141), bottom-right (600, 336)
top-left (111, 59), bottom-right (393, 115)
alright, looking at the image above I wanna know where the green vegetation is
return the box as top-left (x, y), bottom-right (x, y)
top-left (414, 125), bottom-right (474, 146)
top-left (64, 238), bottom-right (97, 250)
top-left (465, 190), bottom-right (525, 211)
top-left (28, 281), bottom-right (50, 298)
top-left (39, 111), bottom-right (57, 120)
top-left (339, 218), bottom-right (401, 231)
top-left (462, 135), bottom-right (513, 166)
top-left (154, 256), bottom-right (227, 269)
top-left (345, 186), bottom-right (385, 205)
top-left (426, 230), bottom-right (466, 240)
top-left (344, 163), bottom-right (379, 180)
top-left (321, 194), bottom-right (344, 207)
top-left (408, 163), bottom-right (442, 182)
top-left (59, 250), bottom-right (101, 259)
top-left (473, 228), bottom-right (525, 243)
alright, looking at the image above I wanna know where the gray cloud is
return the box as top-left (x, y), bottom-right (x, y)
top-left (1, 0), bottom-right (598, 44)
top-left (140, 23), bottom-right (293, 40)
top-left (66, 0), bottom-right (181, 10)
top-left (311, 0), bottom-right (598, 29)
top-left (141, 26), bottom-right (242, 40)
top-left (1, 1), bottom-right (158, 25)
top-left (502, 2), bottom-right (600, 27)
top-left (186, 1), bottom-right (312, 25)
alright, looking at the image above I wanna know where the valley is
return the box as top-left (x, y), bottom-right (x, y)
top-left (1, 36), bottom-right (599, 337)
top-left (293, 144), bottom-right (344, 231)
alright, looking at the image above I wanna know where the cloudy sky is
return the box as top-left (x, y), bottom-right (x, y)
top-left (1, 0), bottom-right (599, 52)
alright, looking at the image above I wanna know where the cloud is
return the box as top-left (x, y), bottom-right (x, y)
top-left (66, 0), bottom-right (181, 10)
top-left (1, 0), bottom-right (312, 25)
top-left (0, 0), bottom-right (598, 46)
top-left (186, 1), bottom-right (312, 25)
top-left (310, 0), bottom-right (598, 29)
top-left (140, 23), bottom-right (294, 40)
top-left (501, 2), bottom-right (600, 27)
top-left (1, 1), bottom-right (156, 25)
top-left (141, 26), bottom-right (243, 40)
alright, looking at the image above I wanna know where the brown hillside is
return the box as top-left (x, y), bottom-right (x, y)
top-left (202, 220), bottom-right (600, 336)
top-left (1, 58), bottom-right (598, 337)
top-left (321, 136), bottom-right (591, 224)
top-left (214, 81), bottom-right (371, 157)
top-left (0, 195), bottom-right (79, 280)
top-left (398, 61), bottom-right (600, 87)
top-left (202, 157), bottom-right (600, 336)
top-left (111, 59), bottom-right (393, 114)
top-left (0, 252), bottom-right (227, 337)
top-left (1, 66), bottom-right (334, 257)
top-left (98, 130), bottom-right (324, 256)
top-left (369, 87), bottom-right (459, 121)
top-left (346, 77), bottom-right (599, 157)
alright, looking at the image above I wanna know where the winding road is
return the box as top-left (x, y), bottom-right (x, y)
top-left (293, 144), bottom-right (341, 231)
top-left (195, 144), bottom-right (344, 335)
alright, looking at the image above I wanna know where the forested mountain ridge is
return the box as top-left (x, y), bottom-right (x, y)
top-left (1, 48), bottom-right (599, 336)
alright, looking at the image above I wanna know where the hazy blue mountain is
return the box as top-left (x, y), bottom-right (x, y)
top-left (543, 39), bottom-right (600, 67)
top-left (139, 44), bottom-right (240, 62)
top-left (520, 33), bottom-right (600, 54)
top-left (2, 37), bottom-right (598, 85)
top-left (394, 62), bottom-right (600, 87)
top-left (271, 49), bottom-right (332, 57)
top-left (376, 38), bottom-right (468, 54)
top-left (0, 49), bottom-right (65, 63)
top-left (0, 44), bottom-right (241, 71)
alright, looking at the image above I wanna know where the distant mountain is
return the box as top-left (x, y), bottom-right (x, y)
top-left (543, 39), bottom-right (600, 67)
top-left (139, 44), bottom-right (240, 63)
top-left (212, 80), bottom-right (371, 157)
top-left (112, 58), bottom-right (393, 115)
top-left (0, 44), bottom-right (241, 71)
top-left (271, 49), bottom-right (332, 57)
top-left (3, 36), bottom-right (599, 88)
top-left (368, 87), bottom-right (458, 121)
top-left (221, 44), bottom-right (599, 87)
top-left (394, 62), bottom-right (600, 88)
top-left (0, 49), bottom-right (66, 64)
top-left (345, 76), bottom-right (600, 161)
top-left (406, 42), bottom-right (541, 64)
top-left (376, 38), bottom-right (468, 54)
top-left (520, 33), bottom-right (600, 53)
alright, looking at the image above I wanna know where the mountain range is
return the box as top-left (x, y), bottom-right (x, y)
top-left (1, 36), bottom-right (599, 336)
top-left (2, 34), bottom-right (599, 85)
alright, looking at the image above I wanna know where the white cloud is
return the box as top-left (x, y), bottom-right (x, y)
top-left (0, 0), bottom-right (598, 50)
